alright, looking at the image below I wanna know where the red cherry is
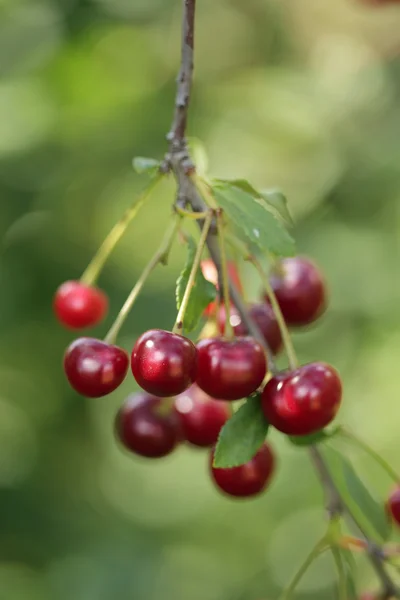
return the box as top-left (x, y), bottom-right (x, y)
top-left (196, 337), bottom-right (267, 401)
top-left (217, 303), bottom-right (282, 355)
top-left (262, 363), bottom-right (342, 436)
top-left (210, 443), bottom-right (275, 498)
top-left (54, 280), bottom-right (108, 329)
top-left (131, 329), bottom-right (197, 397)
top-left (64, 337), bottom-right (129, 397)
top-left (201, 259), bottom-right (243, 316)
top-left (175, 384), bottom-right (231, 447)
top-left (387, 486), bottom-right (400, 528)
top-left (267, 257), bottom-right (326, 326)
top-left (117, 392), bottom-right (181, 458)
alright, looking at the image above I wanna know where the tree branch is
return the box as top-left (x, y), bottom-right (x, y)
top-left (165, 0), bottom-right (399, 597)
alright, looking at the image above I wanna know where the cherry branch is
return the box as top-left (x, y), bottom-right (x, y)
top-left (164, 0), bottom-right (399, 597)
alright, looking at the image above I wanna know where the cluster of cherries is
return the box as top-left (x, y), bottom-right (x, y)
top-left (54, 256), bottom-right (347, 498)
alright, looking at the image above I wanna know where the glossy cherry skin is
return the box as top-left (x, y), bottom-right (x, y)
top-left (210, 443), bottom-right (275, 498)
top-left (196, 337), bottom-right (267, 401)
top-left (64, 337), bottom-right (129, 397)
top-left (131, 329), bottom-right (198, 397)
top-left (262, 362), bottom-right (342, 436)
top-left (54, 281), bottom-right (108, 329)
top-left (217, 303), bottom-right (282, 355)
top-left (387, 487), bottom-right (400, 528)
top-left (267, 257), bottom-right (326, 326)
top-left (201, 259), bottom-right (243, 316)
top-left (175, 384), bottom-right (231, 447)
top-left (117, 392), bottom-right (181, 458)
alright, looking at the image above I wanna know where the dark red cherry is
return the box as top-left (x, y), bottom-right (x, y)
top-left (117, 392), bottom-right (181, 458)
top-left (387, 487), bottom-right (400, 528)
top-left (175, 384), bottom-right (231, 447)
top-left (217, 303), bottom-right (282, 355)
top-left (210, 443), bottom-right (275, 498)
top-left (196, 337), bottom-right (267, 401)
top-left (201, 259), bottom-right (243, 316)
top-left (131, 329), bottom-right (197, 397)
top-left (64, 337), bottom-right (129, 397)
top-left (262, 362), bottom-right (342, 436)
top-left (54, 280), bottom-right (108, 329)
top-left (267, 257), bottom-right (326, 326)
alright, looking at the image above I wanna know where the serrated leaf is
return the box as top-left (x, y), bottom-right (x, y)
top-left (260, 189), bottom-right (294, 226)
top-left (288, 426), bottom-right (340, 447)
top-left (321, 447), bottom-right (391, 543)
top-left (212, 181), bottom-right (295, 257)
top-left (213, 395), bottom-right (269, 468)
top-left (215, 178), bottom-right (261, 198)
top-left (132, 156), bottom-right (160, 175)
top-left (176, 236), bottom-right (217, 333)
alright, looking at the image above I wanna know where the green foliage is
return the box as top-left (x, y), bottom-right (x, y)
top-left (176, 236), bottom-right (217, 332)
top-left (132, 156), bottom-right (161, 175)
top-left (213, 394), bottom-right (269, 468)
top-left (259, 189), bottom-right (294, 226)
top-left (212, 180), bottom-right (296, 257)
top-left (322, 447), bottom-right (391, 543)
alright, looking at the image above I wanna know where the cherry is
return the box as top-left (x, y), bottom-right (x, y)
top-left (386, 486), bottom-right (400, 528)
top-left (217, 303), bottom-right (282, 355)
top-left (117, 392), bottom-right (181, 458)
top-left (267, 257), bottom-right (326, 326)
top-left (196, 337), bottom-right (267, 401)
top-left (54, 280), bottom-right (108, 329)
top-left (64, 337), bottom-right (129, 397)
top-left (210, 443), bottom-right (275, 497)
top-left (175, 384), bottom-right (231, 447)
top-left (262, 362), bottom-right (342, 436)
top-left (201, 259), bottom-right (242, 316)
top-left (131, 329), bottom-right (197, 397)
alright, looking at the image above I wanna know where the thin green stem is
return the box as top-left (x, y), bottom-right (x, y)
top-left (279, 539), bottom-right (327, 600)
top-left (175, 205), bottom-right (208, 220)
top-left (192, 175), bottom-right (219, 210)
top-left (81, 175), bottom-right (163, 286)
top-left (331, 547), bottom-right (347, 600)
top-left (217, 211), bottom-right (234, 339)
top-left (340, 427), bottom-right (400, 484)
top-left (172, 210), bottom-right (214, 334)
top-left (104, 216), bottom-right (180, 344)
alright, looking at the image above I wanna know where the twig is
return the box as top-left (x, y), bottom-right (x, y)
top-left (164, 0), bottom-right (399, 597)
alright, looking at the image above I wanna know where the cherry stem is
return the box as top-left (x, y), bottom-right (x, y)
top-left (80, 174), bottom-right (163, 286)
top-left (172, 209), bottom-right (214, 334)
top-left (104, 216), bottom-right (181, 345)
top-left (279, 538), bottom-right (328, 600)
top-left (193, 175), bottom-right (219, 210)
top-left (338, 535), bottom-right (368, 552)
top-left (175, 205), bottom-right (209, 220)
top-left (331, 547), bottom-right (347, 600)
top-left (216, 210), bottom-right (234, 339)
top-left (339, 427), bottom-right (400, 484)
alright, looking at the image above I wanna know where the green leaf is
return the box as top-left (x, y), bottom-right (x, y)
top-left (260, 189), bottom-right (294, 226)
top-left (176, 236), bottom-right (217, 333)
top-left (215, 178), bottom-right (261, 198)
top-left (321, 447), bottom-right (391, 543)
top-left (213, 394), bottom-right (269, 468)
top-left (132, 156), bottom-right (160, 175)
top-left (212, 181), bottom-right (295, 257)
top-left (288, 426), bottom-right (340, 447)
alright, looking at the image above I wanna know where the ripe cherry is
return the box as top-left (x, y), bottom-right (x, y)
top-left (210, 443), bottom-right (275, 498)
top-left (262, 362), bottom-right (342, 436)
top-left (64, 337), bottom-right (129, 397)
top-left (131, 329), bottom-right (197, 397)
top-left (54, 280), bottom-right (108, 329)
top-left (117, 392), bottom-right (181, 458)
top-left (175, 384), bottom-right (231, 447)
top-left (267, 257), bottom-right (326, 326)
top-left (201, 259), bottom-right (242, 316)
top-left (196, 337), bottom-right (267, 401)
top-left (386, 487), bottom-right (400, 528)
top-left (217, 303), bottom-right (282, 355)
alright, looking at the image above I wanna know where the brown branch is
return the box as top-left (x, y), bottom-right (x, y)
top-left (165, 0), bottom-right (399, 597)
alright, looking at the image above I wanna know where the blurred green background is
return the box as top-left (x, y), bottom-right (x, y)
top-left (2, 0), bottom-right (400, 598)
